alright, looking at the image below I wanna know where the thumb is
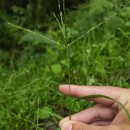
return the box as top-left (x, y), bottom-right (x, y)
top-left (60, 120), bottom-right (119, 130)
top-left (60, 121), bottom-right (93, 130)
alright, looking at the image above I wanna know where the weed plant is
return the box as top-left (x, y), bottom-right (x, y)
top-left (0, 0), bottom-right (130, 130)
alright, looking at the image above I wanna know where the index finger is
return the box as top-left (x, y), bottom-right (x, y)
top-left (59, 85), bottom-right (127, 106)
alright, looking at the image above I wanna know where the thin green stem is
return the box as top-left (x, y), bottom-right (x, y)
top-left (36, 98), bottom-right (40, 130)
top-left (118, 27), bottom-right (130, 40)
top-left (53, 12), bottom-right (65, 39)
top-left (62, 0), bottom-right (71, 120)
top-left (7, 22), bottom-right (66, 48)
top-left (68, 6), bottom-right (126, 47)
top-left (63, 0), bottom-right (67, 45)
top-left (67, 46), bottom-right (71, 120)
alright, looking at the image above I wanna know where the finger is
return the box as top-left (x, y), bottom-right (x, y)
top-left (90, 121), bottom-right (111, 126)
top-left (60, 105), bottom-right (115, 126)
top-left (60, 120), bottom-right (120, 130)
top-left (59, 85), bottom-right (126, 105)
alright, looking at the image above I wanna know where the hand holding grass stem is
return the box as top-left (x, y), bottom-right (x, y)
top-left (59, 85), bottom-right (130, 130)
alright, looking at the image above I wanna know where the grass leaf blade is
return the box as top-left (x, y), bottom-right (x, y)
top-left (72, 94), bottom-right (130, 121)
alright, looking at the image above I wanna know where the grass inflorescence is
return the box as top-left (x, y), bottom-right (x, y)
top-left (1, 0), bottom-right (130, 130)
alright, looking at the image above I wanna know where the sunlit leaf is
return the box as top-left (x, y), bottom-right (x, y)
top-left (37, 107), bottom-right (52, 119)
top-left (51, 64), bottom-right (62, 74)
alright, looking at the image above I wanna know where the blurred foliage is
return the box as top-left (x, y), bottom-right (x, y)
top-left (0, 0), bottom-right (87, 67)
top-left (0, 0), bottom-right (130, 129)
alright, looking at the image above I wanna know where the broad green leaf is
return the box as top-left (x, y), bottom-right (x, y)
top-left (37, 107), bottom-right (52, 119)
top-left (60, 59), bottom-right (68, 66)
top-left (37, 107), bottom-right (62, 120)
top-left (125, 22), bottom-right (130, 27)
top-left (51, 64), bottom-right (62, 74)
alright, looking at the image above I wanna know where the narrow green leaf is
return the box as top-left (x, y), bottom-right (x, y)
top-left (72, 94), bottom-right (130, 121)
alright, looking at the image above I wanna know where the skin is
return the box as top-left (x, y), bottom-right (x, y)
top-left (59, 85), bottom-right (130, 130)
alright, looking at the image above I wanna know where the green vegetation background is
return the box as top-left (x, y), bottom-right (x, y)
top-left (0, 0), bottom-right (130, 129)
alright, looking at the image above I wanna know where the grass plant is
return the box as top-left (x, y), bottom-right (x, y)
top-left (0, 0), bottom-right (130, 129)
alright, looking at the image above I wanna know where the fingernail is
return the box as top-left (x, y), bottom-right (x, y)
top-left (59, 85), bottom-right (66, 91)
top-left (62, 123), bottom-right (72, 130)
top-left (59, 85), bottom-right (66, 88)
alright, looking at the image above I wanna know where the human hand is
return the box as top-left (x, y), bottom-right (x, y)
top-left (59, 85), bottom-right (130, 130)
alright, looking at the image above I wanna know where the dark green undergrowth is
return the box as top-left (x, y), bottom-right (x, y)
top-left (0, 0), bottom-right (130, 130)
